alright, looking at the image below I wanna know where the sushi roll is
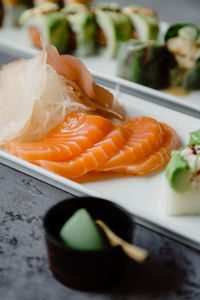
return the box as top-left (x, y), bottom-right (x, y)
top-left (94, 2), bottom-right (132, 58)
top-left (161, 129), bottom-right (200, 215)
top-left (2, 0), bottom-right (33, 27)
top-left (116, 40), bottom-right (176, 89)
top-left (62, 3), bottom-right (96, 56)
top-left (20, 3), bottom-right (69, 52)
top-left (122, 5), bottom-right (159, 41)
top-left (165, 24), bottom-right (200, 90)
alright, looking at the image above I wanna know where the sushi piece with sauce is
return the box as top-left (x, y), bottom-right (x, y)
top-left (165, 24), bottom-right (200, 91)
top-left (94, 2), bottom-right (132, 58)
top-left (2, 0), bottom-right (33, 27)
top-left (116, 40), bottom-right (176, 89)
top-left (62, 3), bottom-right (97, 56)
top-left (122, 5), bottom-right (159, 41)
top-left (19, 3), bottom-right (69, 52)
top-left (161, 129), bottom-right (200, 215)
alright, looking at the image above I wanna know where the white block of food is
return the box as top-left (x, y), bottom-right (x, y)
top-left (160, 175), bottom-right (200, 216)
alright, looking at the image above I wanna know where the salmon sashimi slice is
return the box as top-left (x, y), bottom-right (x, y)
top-left (35, 124), bottom-right (130, 178)
top-left (4, 112), bottom-right (114, 162)
top-left (96, 123), bottom-right (180, 175)
top-left (95, 116), bottom-right (164, 172)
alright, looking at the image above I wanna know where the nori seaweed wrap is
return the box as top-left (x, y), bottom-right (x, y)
top-left (20, 3), bottom-right (69, 52)
top-left (123, 5), bottom-right (159, 41)
top-left (117, 40), bottom-right (176, 89)
top-left (62, 3), bottom-right (96, 56)
top-left (94, 2), bottom-right (132, 58)
top-left (2, 0), bottom-right (33, 27)
top-left (165, 24), bottom-right (200, 90)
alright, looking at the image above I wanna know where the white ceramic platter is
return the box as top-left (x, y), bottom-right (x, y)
top-left (0, 89), bottom-right (200, 248)
top-left (0, 23), bottom-right (200, 116)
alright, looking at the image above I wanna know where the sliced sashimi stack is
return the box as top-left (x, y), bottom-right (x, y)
top-left (4, 112), bottom-right (180, 179)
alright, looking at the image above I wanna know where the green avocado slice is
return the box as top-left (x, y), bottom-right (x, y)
top-left (123, 5), bottom-right (159, 41)
top-left (62, 4), bottom-right (97, 56)
top-left (165, 151), bottom-right (191, 193)
top-left (59, 208), bottom-right (107, 251)
top-left (189, 129), bottom-right (200, 145)
top-left (42, 13), bottom-right (69, 52)
top-left (20, 4), bottom-right (69, 53)
top-left (95, 7), bottom-right (132, 58)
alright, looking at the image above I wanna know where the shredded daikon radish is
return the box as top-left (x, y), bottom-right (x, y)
top-left (0, 45), bottom-right (125, 143)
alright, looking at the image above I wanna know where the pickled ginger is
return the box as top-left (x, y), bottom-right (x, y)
top-left (0, 45), bottom-right (125, 143)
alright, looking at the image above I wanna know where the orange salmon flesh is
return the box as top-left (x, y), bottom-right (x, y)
top-left (4, 112), bottom-right (180, 179)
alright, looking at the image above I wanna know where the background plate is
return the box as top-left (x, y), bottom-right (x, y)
top-left (0, 89), bottom-right (200, 248)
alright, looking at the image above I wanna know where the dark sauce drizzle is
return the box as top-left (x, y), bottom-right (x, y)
top-left (189, 145), bottom-right (198, 155)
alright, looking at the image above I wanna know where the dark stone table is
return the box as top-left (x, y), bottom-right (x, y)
top-left (1, 164), bottom-right (200, 300)
top-left (1, 1), bottom-right (200, 299)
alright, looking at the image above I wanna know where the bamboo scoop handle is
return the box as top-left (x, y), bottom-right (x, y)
top-left (96, 219), bottom-right (148, 263)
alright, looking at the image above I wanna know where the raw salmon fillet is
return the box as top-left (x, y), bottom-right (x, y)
top-left (4, 111), bottom-right (180, 179)
top-left (95, 116), bottom-right (164, 172)
top-left (4, 112), bottom-right (114, 162)
top-left (36, 124), bottom-right (130, 178)
top-left (96, 122), bottom-right (180, 175)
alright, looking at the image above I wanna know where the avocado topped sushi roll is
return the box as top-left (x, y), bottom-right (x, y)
top-left (2, 0), bottom-right (33, 27)
top-left (123, 5), bottom-right (159, 41)
top-left (20, 3), bottom-right (69, 52)
top-left (165, 24), bottom-right (200, 90)
top-left (62, 3), bottom-right (96, 56)
top-left (117, 40), bottom-right (176, 89)
top-left (161, 129), bottom-right (200, 215)
top-left (94, 2), bottom-right (132, 58)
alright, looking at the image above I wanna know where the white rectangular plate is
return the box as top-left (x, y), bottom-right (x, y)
top-left (0, 89), bottom-right (200, 248)
top-left (0, 23), bottom-right (200, 116)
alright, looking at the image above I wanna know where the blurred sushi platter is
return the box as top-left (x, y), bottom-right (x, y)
top-left (1, 0), bottom-right (200, 114)
top-left (0, 0), bottom-right (200, 250)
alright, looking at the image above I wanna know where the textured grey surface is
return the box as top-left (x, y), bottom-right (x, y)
top-left (1, 164), bottom-right (200, 300)
top-left (1, 1), bottom-right (200, 299)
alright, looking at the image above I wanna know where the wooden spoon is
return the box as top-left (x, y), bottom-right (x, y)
top-left (96, 219), bottom-right (148, 263)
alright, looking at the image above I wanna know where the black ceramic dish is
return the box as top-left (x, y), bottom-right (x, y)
top-left (43, 196), bottom-right (133, 290)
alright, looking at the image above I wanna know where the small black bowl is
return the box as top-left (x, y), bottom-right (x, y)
top-left (43, 196), bottom-right (133, 290)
